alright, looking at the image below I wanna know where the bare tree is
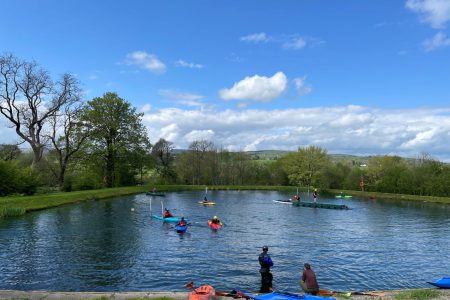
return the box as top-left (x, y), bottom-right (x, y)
top-left (0, 53), bottom-right (81, 167)
top-left (47, 102), bottom-right (90, 189)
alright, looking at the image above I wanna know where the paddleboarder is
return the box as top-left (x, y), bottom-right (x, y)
top-left (313, 189), bottom-right (318, 202)
top-left (258, 246), bottom-right (274, 293)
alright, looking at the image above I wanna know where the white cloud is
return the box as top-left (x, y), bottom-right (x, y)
top-left (125, 51), bottom-right (166, 73)
top-left (141, 104), bottom-right (152, 113)
top-left (184, 129), bottom-right (215, 142)
top-left (406, 0), bottom-right (450, 28)
top-left (219, 72), bottom-right (288, 102)
top-left (159, 89), bottom-right (205, 108)
top-left (283, 37), bottom-right (307, 50)
top-left (422, 32), bottom-right (450, 51)
top-left (142, 106), bottom-right (450, 162)
top-left (292, 77), bottom-right (312, 96)
top-left (175, 60), bottom-right (204, 69)
top-left (240, 32), bottom-right (270, 43)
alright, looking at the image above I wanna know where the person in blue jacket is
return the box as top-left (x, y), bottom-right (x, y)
top-left (258, 246), bottom-right (274, 293)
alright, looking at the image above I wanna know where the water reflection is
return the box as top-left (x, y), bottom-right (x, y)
top-left (0, 191), bottom-right (449, 292)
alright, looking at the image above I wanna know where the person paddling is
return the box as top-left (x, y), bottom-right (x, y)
top-left (211, 216), bottom-right (222, 225)
top-left (313, 189), bottom-right (318, 202)
top-left (163, 208), bottom-right (173, 218)
top-left (177, 216), bottom-right (187, 226)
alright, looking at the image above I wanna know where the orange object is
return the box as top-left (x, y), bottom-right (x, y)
top-left (318, 290), bottom-right (335, 296)
top-left (189, 285), bottom-right (216, 300)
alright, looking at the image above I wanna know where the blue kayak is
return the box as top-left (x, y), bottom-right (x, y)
top-left (152, 215), bottom-right (189, 223)
top-left (428, 277), bottom-right (450, 288)
top-left (175, 224), bottom-right (188, 233)
top-left (245, 291), bottom-right (335, 300)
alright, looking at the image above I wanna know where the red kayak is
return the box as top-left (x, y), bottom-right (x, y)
top-left (188, 285), bottom-right (215, 300)
top-left (208, 220), bottom-right (222, 230)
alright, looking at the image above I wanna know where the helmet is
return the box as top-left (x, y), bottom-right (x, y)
top-left (165, 208), bottom-right (169, 211)
top-left (213, 216), bottom-right (218, 219)
top-left (262, 246), bottom-right (268, 251)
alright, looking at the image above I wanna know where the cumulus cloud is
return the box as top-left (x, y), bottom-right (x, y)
top-left (159, 89), bottom-right (205, 107)
top-left (292, 77), bottom-right (312, 96)
top-left (406, 0), bottom-right (450, 28)
top-left (175, 60), bottom-right (204, 69)
top-left (283, 37), bottom-right (307, 50)
top-left (240, 32), bottom-right (271, 43)
top-left (422, 32), bottom-right (450, 51)
top-left (219, 72), bottom-right (288, 102)
top-left (142, 106), bottom-right (450, 162)
top-left (125, 51), bottom-right (166, 73)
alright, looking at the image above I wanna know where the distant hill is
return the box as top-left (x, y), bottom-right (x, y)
top-left (172, 149), bottom-right (372, 166)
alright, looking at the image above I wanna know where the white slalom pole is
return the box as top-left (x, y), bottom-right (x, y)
top-left (161, 200), bottom-right (164, 216)
top-left (150, 197), bottom-right (152, 213)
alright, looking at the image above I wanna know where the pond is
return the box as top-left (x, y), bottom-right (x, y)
top-left (1, 190), bottom-right (449, 292)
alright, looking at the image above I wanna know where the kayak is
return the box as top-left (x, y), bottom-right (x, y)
top-left (152, 215), bottom-right (189, 223)
top-left (245, 291), bottom-right (335, 300)
top-left (188, 285), bottom-right (215, 300)
top-left (146, 192), bottom-right (166, 196)
top-left (428, 277), bottom-right (450, 288)
top-left (335, 195), bottom-right (352, 198)
top-left (175, 224), bottom-right (188, 233)
top-left (273, 199), bottom-right (293, 204)
top-left (198, 201), bottom-right (216, 205)
top-left (208, 220), bottom-right (222, 230)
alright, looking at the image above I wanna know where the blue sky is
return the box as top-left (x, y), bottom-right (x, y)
top-left (1, 0), bottom-right (450, 161)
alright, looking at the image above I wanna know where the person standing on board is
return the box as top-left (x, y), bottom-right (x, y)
top-left (313, 189), bottom-right (318, 202)
top-left (300, 262), bottom-right (319, 295)
top-left (258, 246), bottom-right (274, 293)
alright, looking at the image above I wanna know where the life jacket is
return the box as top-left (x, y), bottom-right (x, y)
top-left (163, 211), bottom-right (172, 218)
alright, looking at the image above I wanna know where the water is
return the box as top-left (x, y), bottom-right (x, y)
top-left (1, 190), bottom-right (449, 292)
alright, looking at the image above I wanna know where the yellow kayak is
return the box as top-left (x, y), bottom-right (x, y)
top-left (198, 201), bottom-right (216, 205)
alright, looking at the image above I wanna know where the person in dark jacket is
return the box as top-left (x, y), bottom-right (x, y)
top-left (258, 246), bottom-right (274, 293)
top-left (300, 262), bottom-right (319, 295)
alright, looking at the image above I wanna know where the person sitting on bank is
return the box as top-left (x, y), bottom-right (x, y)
top-left (300, 263), bottom-right (319, 295)
top-left (211, 215), bottom-right (222, 225)
top-left (163, 208), bottom-right (173, 218)
top-left (177, 216), bottom-right (186, 226)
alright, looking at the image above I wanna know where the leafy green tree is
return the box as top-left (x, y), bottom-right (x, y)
top-left (81, 92), bottom-right (150, 187)
top-left (280, 146), bottom-right (330, 188)
top-left (151, 138), bottom-right (175, 183)
top-left (0, 144), bottom-right (21, 161)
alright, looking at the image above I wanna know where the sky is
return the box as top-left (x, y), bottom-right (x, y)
top-left (1, 0), bottom-right (450, 161)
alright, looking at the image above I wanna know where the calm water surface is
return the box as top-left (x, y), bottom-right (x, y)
top-left (1, 190), bottom-right (449, 292)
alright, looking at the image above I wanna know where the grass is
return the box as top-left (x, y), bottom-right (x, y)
top-left (394, 289), bottom-right (441, 300)
top-left (0, 206), bottom-right (26, 218)
top-left (93, 297), bottom-right (177, 300)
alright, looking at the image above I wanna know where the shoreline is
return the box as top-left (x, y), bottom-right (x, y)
top-left (0, 289), bottom-right (449, 300)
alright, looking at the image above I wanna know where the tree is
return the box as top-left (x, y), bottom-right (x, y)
top-left (280, 145), bottom-right (330, 188)
top-left (81, 92), bottom-right (149, 187)
top-left (0, 144), bottom-right (21, 161)
top-left (0, 53), bottom-right (81, 166)
top-left (47, 101), bottom-right (90, 189)
top-left (151, 138), bottom-right (175, 183)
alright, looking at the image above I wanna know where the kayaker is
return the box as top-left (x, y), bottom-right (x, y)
top-left (258, 246), bottom-right (274, 293)
top-left (300, 262), bottom-right (319, 295)
top-left (163, 208), bottom-right (173, 218)
top-left (203, 196), bottom-right (208, 202)
top-left (177, 217), bottom-right (186, 226)
top-left (211, 216), bottom-right (222, 225)
top-left (293, 194), bottom-right (300, 201)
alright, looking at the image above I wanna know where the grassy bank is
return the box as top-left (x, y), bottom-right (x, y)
top-left (1, 184), bottom-right (449, 219)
